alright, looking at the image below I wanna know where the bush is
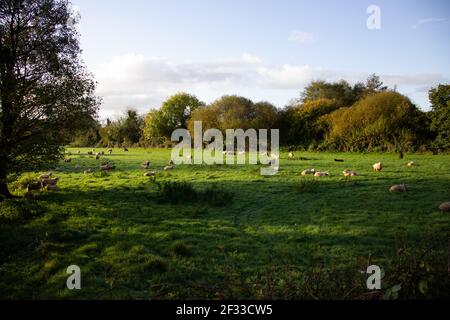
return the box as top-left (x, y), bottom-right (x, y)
top-left (156, 181), bottom-right (233, 206)
top-left (170, 241), bottom-right (192, 257)
top-left (157, 181), bottom-right (198, 204)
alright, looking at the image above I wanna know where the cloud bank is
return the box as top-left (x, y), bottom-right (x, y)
top-left (92, 53), bottom-right (447, 118)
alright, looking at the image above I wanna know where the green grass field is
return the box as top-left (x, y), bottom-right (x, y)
top-left (1, 148), bottom-right (449, 299)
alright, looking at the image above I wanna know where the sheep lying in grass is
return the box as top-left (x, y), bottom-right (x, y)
top-left (39, 172), bottom-right (53, 180)
top-left (390, 184), bottom-right (407, 192)
top-left (41, 177), bottom-right (59, 187)
top-left (144, 171), bottom-right (156, 177)
top-left (301, 168), bottom-right (316, 176)
top-left (373, 162), bottom-right (383, 172)
top-left (343, 169), bottom-right (357, 177)
top-left (439, 202), bottom-right (450, 212)
top-left (314, 171), bottom-right (329, 177)
top-left (407, 161), bottom-right (415, 167)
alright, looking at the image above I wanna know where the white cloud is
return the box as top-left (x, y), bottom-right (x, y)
top-left (412, 17), bottom-right (448, 29)
top-left (91, 53), bottom-right (447, 118)
top-left (288, 31), bottom-right (315, 44)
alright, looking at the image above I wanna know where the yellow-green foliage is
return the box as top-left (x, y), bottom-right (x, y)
top-left (326, 92), bottom-right (422, 151)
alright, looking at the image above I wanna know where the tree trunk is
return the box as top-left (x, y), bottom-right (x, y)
top-left (0, 181), bottom-right (16, 199)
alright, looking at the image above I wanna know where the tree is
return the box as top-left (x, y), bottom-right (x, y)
top-left (326, 92), bottom-right (427, 151)
top-left (300, 80), bottom-right (356, 107)
top-left (428, 84), bottom-right (450, 150)
top-left (188, 95), bottom-right (278, 135)
top-left (281, 99), bottom-right (341, 147)
top-left (142, 93), bottom-right (203, 144)
top-left (0, 0), bottom-right (99, 198)
top-left (98, 109), bottom-right (144, 147)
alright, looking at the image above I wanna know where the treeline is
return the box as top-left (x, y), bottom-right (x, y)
top-left (72, 75), bottom-right (450, 152)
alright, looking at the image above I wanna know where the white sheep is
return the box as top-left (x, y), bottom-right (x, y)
top-left (373, 162), bottom-right (383, 172)
top-left (301, 168), bottom-right (316, 176)
top-left (407, 161), bottom-right (415, 167)
top-left (164, 165), bottom-right (174, 171)
top-left (389, 184), bottom-right (407, 192)
top-left (343, 169), bottom-right (357, 177)
top-left (314, 171), bottom-right (329, 177)
top-left (439, 202), bottom-right (450, 212)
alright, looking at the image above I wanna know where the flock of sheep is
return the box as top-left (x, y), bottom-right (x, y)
top-left (22, 149), bottom-right (450, 213)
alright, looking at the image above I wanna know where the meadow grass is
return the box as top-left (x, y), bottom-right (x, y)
top-left (0, 148), bottom-right (449, 299)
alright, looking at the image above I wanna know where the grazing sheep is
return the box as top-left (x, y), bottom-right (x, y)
top-left (301, 168), bottom-right (316, 176)
top-left (27, 182), bottom-right (42, 192)
top-left (389, 184), bottom-right (407, 193)
top-left (288, 152), bottom-right (294, 158)
top-left (407, 161), bottom-right (414, 167)
top-left (108, 149), bottom-right (113, 154)
top-left (64, 158), bottom-right (72, 163)
top-left (95, 153), bottom-right (101, 160)
top-left (439, 202), bottom-right (450, 212)
top-left (39, 172), bottom-right (53, 180)
top-left (144, 171), bottom-right (156, 177)
top-left (164, 165), bottom-right (174, 171)
top-left (87, 151), bottom-right (93, 156)
top-left (373, 162), bottom-right (383, 172)
top-left (46, 185), bottom-right (60, 191)
top-left (343, 169), bottom-right (357, 177)
top-left (314, 171), bottom-right (329, 177)
top-left (41, 178), bottom-right (59, 187)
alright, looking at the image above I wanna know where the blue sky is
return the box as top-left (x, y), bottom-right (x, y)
top-left (71, 0), bottom-right (450, 118)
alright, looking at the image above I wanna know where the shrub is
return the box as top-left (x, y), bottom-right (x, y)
top-left (170, 241), bottom-right (192, 257)
top-left (156, 181), bottom-right (233, 206)
top-left (157, 181), bottom-right (198, 204)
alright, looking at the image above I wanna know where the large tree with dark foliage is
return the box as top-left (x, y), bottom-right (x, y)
top-left (0, 0), bottom-right (99, 198)
top-left (428, 84), bottom-right (450, 150)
